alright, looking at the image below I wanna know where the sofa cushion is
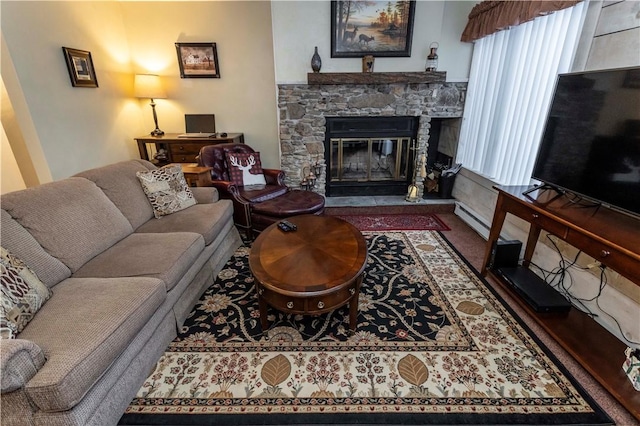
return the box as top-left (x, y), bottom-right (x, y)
top-left (135, 201), bottom-right (234, 245)
top-left (74, 159), bottom-right (156, 229)
top-left (136, 165), bottom-right (196, 218)
top-left (1, 247), bottom-right (52, 338)
top-left (0, 178), bottom-right (133, 273)
top-left (72, 233), bottom-right (204, 292)
top-left (0, 210), bottom-right (71, 288)
top-left (18, 277), bottom-right (165, 412)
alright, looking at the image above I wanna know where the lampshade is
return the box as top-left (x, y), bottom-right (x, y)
top-left (134, 74), bottom-right (166, 99)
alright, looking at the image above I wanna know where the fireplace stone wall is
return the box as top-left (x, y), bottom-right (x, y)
top-left (277, 81), bottom-right (467, 196)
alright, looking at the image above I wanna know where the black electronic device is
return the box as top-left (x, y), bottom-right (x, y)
top-left (530, 66), bottom-right (640, 218)
top-left (280, 220), bottom-right (297, 231)
top-left (185, 114), bottom-right (216, 134)
top-left (495, 266), bottom-right (571, 313)
top-left (489, 240), bottom-right (522, 270)
top-left (277, 220), bottom-right (297, 232)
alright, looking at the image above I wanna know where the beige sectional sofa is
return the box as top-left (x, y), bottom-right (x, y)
top-left (0, 159), bottom-right (242, 425)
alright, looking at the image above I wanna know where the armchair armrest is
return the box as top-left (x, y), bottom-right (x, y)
top-left (1, 339), bottom-right (46, 393)
top-left (263, 169), bottom-right (286, 186)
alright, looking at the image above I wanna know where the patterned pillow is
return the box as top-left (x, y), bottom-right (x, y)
top-left (225, 152), bottom-right (267, 187)
top-left (136, 164), bottom-right (196, 218)
top-left (1, 247), bottom-right (52, 339)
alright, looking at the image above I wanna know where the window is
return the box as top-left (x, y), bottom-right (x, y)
top-left (456, 2), bottom-right (586, 185)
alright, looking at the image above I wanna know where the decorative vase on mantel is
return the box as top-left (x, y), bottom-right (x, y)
top-left (311, 46), bottom-right (322, 73)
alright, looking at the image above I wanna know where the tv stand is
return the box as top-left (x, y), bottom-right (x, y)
top-left (522, 183), bottom-right (564, 203)
top-left (482, 185), bottom-right (640, 421)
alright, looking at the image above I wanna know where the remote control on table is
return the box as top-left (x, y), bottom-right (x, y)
top-left (280, 220), bottom-right (297, 230)
top-left (278, 222), bottom-right (293, 232)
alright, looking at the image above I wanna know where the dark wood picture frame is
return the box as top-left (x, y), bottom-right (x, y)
top-left (175, 42), bottom-right (220, 78)
top-left (331, 0), bottom-right (415, 58)
top-left (62, 47), bottom-right (98, 87)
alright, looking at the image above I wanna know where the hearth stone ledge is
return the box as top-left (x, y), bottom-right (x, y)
top-left (278, 80), bottom-right (467, 197)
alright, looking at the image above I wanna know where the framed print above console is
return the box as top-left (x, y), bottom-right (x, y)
top-left (175, 42), bottom-right (220, 78)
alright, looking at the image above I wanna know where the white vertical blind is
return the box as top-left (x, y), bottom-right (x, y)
top-left (456, 2), bottom-right (586, 186)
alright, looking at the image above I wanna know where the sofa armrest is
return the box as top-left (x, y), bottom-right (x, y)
top-left (1, 339), bottom-right (46, 393)
top-left (190, 186), bottom-right (219, 204)
top-left (263, 169), bottom-right (285, 186)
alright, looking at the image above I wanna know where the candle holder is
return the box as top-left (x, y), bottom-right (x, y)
top-left (300, 166), bottom-right (317, 191)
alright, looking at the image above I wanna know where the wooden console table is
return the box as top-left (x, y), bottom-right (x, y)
top-left (135, 133), bottom-right (244, 164)
top-left (482, 185), bottom-right (640, 420)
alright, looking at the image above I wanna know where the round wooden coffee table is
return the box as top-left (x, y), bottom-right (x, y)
top-left (249, 214), bottom-right (367, 331)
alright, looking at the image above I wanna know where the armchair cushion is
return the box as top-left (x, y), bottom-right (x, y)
top-left (225, 152), bottom-right (267, 187)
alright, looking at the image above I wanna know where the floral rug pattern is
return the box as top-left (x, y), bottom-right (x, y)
top-left (334, 213), bottom-right (450, 231)
top-left (123, 231), bottom-right (608, 424)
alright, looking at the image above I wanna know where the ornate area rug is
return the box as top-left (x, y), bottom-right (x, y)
top-left (120, 231), bottom-right (611, 425)
top-left (332, 213), bottom-right (450, 231)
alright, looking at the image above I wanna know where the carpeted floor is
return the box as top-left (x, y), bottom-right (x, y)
top-left (120, 227), bottom-right (612, 425)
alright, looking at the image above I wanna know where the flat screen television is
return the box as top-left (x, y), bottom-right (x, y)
top-left (530, 66), bottom-right (640, 217)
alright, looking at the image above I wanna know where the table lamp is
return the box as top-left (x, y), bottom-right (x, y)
top-left (134, 74), bottom-right (166, 136)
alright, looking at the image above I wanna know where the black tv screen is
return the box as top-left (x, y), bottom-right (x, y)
top-left (531, 67), bottom-right (640, 217)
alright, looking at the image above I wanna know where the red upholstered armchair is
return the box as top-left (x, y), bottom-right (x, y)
top-left (197, 143), bottom-right (288, 235)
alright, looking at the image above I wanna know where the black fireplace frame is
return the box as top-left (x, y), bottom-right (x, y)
top-left (324, 116), bottom-right (419, 197)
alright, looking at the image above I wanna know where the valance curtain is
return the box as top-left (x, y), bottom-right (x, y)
top-left (461, 0), bottom-right (582, 42)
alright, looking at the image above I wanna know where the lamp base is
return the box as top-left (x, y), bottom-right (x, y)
top-left (150, 128), bottom-right (165, 136)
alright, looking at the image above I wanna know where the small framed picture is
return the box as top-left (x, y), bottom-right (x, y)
top-left (175, 42), bottom-right (220, 78)
top-left (62, 47), bottom-right (98, 88)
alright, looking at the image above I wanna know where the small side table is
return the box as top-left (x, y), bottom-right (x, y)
top-left (179, 164), bottom-right (212, 187)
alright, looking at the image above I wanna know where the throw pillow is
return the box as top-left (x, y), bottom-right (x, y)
top-left (1, 247), bottom-right (52, 339)
top-left (136, 164), bottom-right (196, 218)
top-left (225, 152), bottom-right (267, 187)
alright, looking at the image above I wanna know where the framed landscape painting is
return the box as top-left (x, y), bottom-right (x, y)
top-left (331, 0), bottom-right (415, 58)
top-left (175, 42), bottom-right (220, 78)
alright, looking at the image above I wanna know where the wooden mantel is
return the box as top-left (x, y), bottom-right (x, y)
top-left (307, 71), bottom-right (446, 85)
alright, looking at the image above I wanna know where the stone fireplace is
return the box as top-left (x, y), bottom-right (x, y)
top-left (277, 73), bottom-right (466, 197)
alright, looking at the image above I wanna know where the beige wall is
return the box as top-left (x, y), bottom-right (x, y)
top-left (1, 127), bottom-right (26, 194)
top-left (1, 1), bottom-right (280, 182)
top-left (271, 1), bottom-right (475, 83)
top-left (120, 1), bottom-right (279, 169)
top-left (1, 1), bottom-right (141, 181)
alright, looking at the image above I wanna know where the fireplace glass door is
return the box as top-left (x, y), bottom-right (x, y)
top-left (330, 138), bottom-right (411, 182)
